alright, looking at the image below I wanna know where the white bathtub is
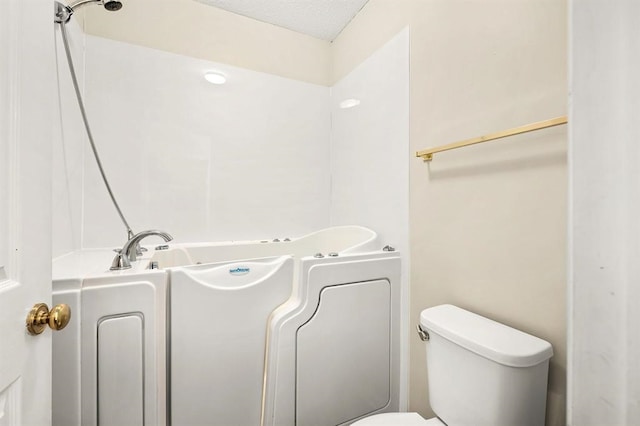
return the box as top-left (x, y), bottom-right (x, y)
top-left (150, 225), bottom-right (381, 269)
top-left (52, 226), bottom-right (401, 426)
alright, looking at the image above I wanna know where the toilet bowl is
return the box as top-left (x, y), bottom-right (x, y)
top-left (353, 304), bottom-right (553, 426)
top-left (352, 412), bottom-right (443, 425)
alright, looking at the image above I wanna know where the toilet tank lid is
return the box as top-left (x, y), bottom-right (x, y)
top-left (419, 304), bottom-right (553, 368)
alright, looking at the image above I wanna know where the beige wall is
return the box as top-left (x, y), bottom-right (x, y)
top-left (332, 1), bottom-right (567, 425)
top-left (81, 0), bottom-right (331, 86)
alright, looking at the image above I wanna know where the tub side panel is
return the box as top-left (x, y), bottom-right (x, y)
top-left (296, 280), bottom-right (391, 425)
top-left (52, 285), bottom-right (82, 426)
top-left (80, 274), bottom-right (167, 426)
top-left (263, 253), bottom-right (401, 426)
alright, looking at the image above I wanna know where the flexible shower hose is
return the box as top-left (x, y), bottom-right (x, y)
top-left (58, 21), bottom-right (134, 239)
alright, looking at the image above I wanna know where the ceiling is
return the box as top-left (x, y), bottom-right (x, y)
top-left (194, 0), bottom-right (370, 41)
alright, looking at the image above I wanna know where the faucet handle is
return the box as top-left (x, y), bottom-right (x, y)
top-left (110, 252), bottom-right (132, 270)
top-left (135, 244), bottom-right (148, 256)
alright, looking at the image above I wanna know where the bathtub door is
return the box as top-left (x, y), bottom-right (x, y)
top-left (170, 256), bottom-right (294, 426)
top-left (0, 1), bottom-right (55, 424)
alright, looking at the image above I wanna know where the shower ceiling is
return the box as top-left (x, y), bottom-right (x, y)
top-left (194, 0), bottom-right (370, 41)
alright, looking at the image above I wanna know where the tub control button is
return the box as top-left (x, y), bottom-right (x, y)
top-left (314, 253), bottom-right (324, 258)
top-left (382, 245), bottom-right (396, 252)
top-left (328, 252), bottom-right (339, 257)
top-left (273, 238), bottom-right (281, 242)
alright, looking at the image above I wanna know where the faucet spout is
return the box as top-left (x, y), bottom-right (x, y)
top-left (123, 230), bottom-right (172, 261)
top-left (110, 230), bottom-right (173, 270)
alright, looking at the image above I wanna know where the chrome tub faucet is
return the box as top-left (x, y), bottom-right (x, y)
top-left (110, 230), bottom-right (173, 270)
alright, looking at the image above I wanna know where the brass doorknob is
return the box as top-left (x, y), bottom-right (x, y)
top-left (26, 303), bottom-right (71, 335)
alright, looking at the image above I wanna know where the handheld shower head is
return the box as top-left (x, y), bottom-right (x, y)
top-left (55, 0), bottom-right (123, 23)
top-left (103, 0), bottom-right (123, 11)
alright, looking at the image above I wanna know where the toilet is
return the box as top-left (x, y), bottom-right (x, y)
top-left (353, 304), bottom-right (553, 426)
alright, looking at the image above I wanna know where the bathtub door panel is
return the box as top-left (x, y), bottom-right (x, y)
top-left (170, 256), bottom-right (293, 426)
top-left (52, 286), bottom-right (82, 426)
top-left (296, 280), bottom-right (391, 426)
top-left (97, 315), bottom-right (144, 426)
top-left (262, 253), bottom-right (402, 426)
top-left (81, 276), bottom-right (167, 426)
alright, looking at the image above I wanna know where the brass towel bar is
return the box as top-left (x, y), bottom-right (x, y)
top-left (415, 116), bottom-right (568, 162)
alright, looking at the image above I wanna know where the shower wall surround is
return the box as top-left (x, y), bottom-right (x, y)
top-left (330, 28), bottom-right (410, 407)
top-left (57, 35), bottom-right (331, 250)
top-left (330, 29), bottom-right (409, 259)
top-left (53, 19), bottom-right (85, 257)
top-left (53, 32), bottom-right (409, 266)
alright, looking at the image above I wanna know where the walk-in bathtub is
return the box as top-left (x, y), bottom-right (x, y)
top-left (52, 226), bottom-right (401, 426)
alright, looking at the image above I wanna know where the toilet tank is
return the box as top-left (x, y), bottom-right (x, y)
top-left (420, 305), bottom-right (553, 426)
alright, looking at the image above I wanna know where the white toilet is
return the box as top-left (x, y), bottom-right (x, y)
top-left (353, 304), bottom-right (553, 426)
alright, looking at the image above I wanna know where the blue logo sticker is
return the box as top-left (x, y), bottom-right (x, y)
top-left (229, 266), bottom-right (250, 276)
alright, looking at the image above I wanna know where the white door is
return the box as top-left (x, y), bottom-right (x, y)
top-left (0, 0), bottom-right (55, 425)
